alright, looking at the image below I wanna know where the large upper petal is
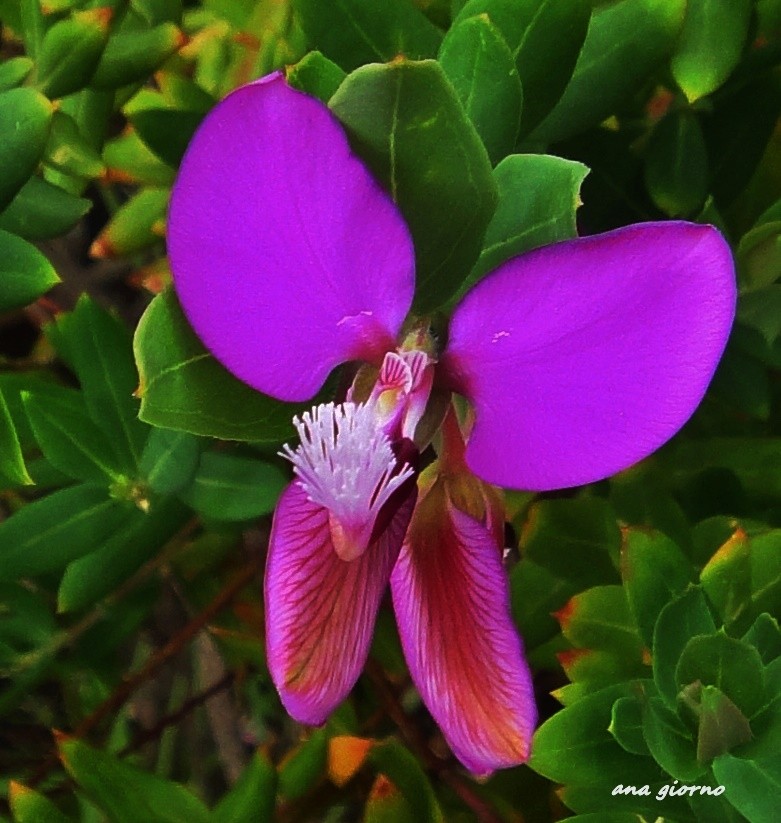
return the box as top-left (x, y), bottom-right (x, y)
top-left (441, 222), bottom-right (736, 490)
top-left (391, 480), bottom-right (536, 775)
top-left (265, 481), bottom-right (415, 724)
top-left (168, 73), bottom-right (415, 402)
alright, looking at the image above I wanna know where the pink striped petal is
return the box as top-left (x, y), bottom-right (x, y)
top-left (442, 222), bottom-right (735, 490)
top-left (168, 73), bottom-right (415, 402)
top-left (391, 481), bottom-right (536, 774)
top-left (266, 480), bottom-right (415, 723)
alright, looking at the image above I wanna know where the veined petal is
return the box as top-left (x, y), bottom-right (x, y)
top-left (391, 480), bottom-right (536, 775)
top-left (169, 73), bottom-right (415, 402)
top-left (442, 222), bottom-right (736, 490)
top-left (266, 481), bottom-right (415, 724)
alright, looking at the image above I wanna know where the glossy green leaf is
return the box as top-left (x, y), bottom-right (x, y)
top-left (9, 782), bottom-right (74, 823)
top-left (61, 297), bottom-right (148, 470)
top-left (278, 728), bottom-right (328, 800)
top-left (102, 129), bottom-right (176, 186)
top-left (286, 51), bottom-right (347, 103)
top-left (642, 695), bottom-right (705, 782)
top-left (140, 427), bottom-right (200, 495)
top-left (0, 87), bottom-right (53, 210)
top-left (520, 498), bottom-right (620, 588)
top-left (738, 221), bottom-right (781, 292)
top-left (36, 9), bottom-right (111, 99)
top-left (438, 14), bottom-right (522, 164)
top-left (531, 0), bottom-right (686, 144)
top-left (212, 750), bottom-right (276, 823)
top-left (622, 528), bottom-right (694, 647)
top-left (22, 391), bottom-right (124, 484)
top-left (531, 684), bottom-right (651, 787)
top-left (0, 57), bottom-right (34, 92)
top-left (455, 0), bottom-right (591, 135)
top-left (91, 23), bottom-right (185, 90)
top-left (645, 111), bottom-right (708, 217)
top-left (59, 737), bottom-right (211, 823)
top-left (20, 0), bottom-right (45, 59)
top-left (713, 752), bottom-right (781, 822)
top-left (653, 587), bottom-right (716, 708)
top-left (330, 59), bottom-right (497, 312)
top-left (671, 0), bottom-right (752, 102)
top-left (608, 695), bottom-right (650, 756)
top-left (742, 613), bottom-right (781, 666)
top-left (0, 229), bottom-right (59, 312)
top-left (180, 452), bottom-right (286, 522)
top-left (132, 0), bottom-right (183, 25)
top-left (368, 740), bottom-right (443, 823)
top-left (558, 649), bottom-right (648, 702)
top-left (475, 153), bottom-right (587, 278)
top-left (44, 111), bottom-right (105, 179)
top-left (676, 632), bottom-right (765, 718)
top-left (557, 585), bottom-right (645, 661)
top-left (129, 109), bottom-right (204, 168)
top-left (90, 186), bottom-right (168, 258)
top-left (58, 499), bottom-right (189, 612)
top-left (133, 288), bottom-right (309, 442)
top-left (0, 485), bottom-right (131, 580)
top-left (738, 286), bottom-right (781, 346)
top-left (0, 176), bottom-right (90, 240)
top-left (294, 0), bottom-right (443, 72)
top-left (696, 685), bottom-right (753, 763)
top-left (0, 389), bottom-right (32, 486)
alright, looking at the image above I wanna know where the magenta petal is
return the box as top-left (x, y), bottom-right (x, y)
top-left (391, 490), bottom-right (536, 774)
top-left (265, 481), bottom-right (414, 723)
top-left (442, 222), bottom-right (736, 490)
top-left (168, 74), bottom-right (415, 402)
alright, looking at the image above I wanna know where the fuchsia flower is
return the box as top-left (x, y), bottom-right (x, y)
top-left (167, 73), bottom-right (735, 775)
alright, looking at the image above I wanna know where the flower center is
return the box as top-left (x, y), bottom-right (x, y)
top-left (280, 401), bottom-right (414, 560)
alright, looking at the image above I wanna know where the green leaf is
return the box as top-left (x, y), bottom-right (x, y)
top-left (0, 389), bottom-right (32, 486)
top-left (531, 0), bottom-right (686, 144)
top-left (58, 500), bottom-right (188, 612)
top-left (22, 391), bottom-right (125, 484)
top-left (9, 782), bottom-right (74, 823)
top-left (713, 752), bottom-right (781, 823)
top-left (671, 0), bottom-right (752, 102)
top-left (438, 13), bottom-right (522, 164)
top-left (278, 728), bottom-right (328, 800)
top-left (465, 153), bottom-right (587, 289)
top-left (62, 297), bottom-right (148, 470)
top-left (102, 129), bottom-right (176, 186)
top-left (128, 109), bottom-right (204, 168)
top-left (180, 452), bottom-right (286, 522)
top-left (455, 0), bottom-right (591, 135)
top-left (557, 585), bottom-right (645, 661)
top-left (212, 750), bottom-right (276, 823)
top-left (367, 740), bottom-right (443, 823)
top-left (642, 695), bottom-right (705, 782)
top-left (0, 87), bottom-right (53, 210)
top-left (0, 229), bottom-right (59, 312)
top-left (36, 9), bottom-right (111, 99)
top-left (742, 613), bottom-right (781, 666)
top-left (520, 498), bottom-right (621, 588)
top-left (653, 587), bottom-right (716, 709)
top-left (44, 111), bottom-right (105, 179)
top-left (330, 58), bottom-right (497, 312)
top-left (0, 176), bottom-right (90, 240)
top-left (738, 221), bottom-right (781, 292)
top-left (140, 428), bottom-right (200, 495)
top-left (696, 685), bottom-right (753, 763)
top-left (676, 632), bottom-right (766, 718)
top-left (20, 0), bottom-right (45, 59)
top-left (0, 57), bottom-right (34, 92)
top-left (90, 186), bottom-right (168, 258)
top-left (294, 0), bottom-right (443, 72)
top-left (285, 51), bottom-right (347, 103)
top-left (133, 289), bottom-right (308, 442)
top-left (0, 485), bottom-right (131, 580)
top-left (609, 695), bottom-right (650, 756)
top-left (622, 529), bottom-right (694, 647)
top-left (531, 684), bottom-right (652, 787)
top-left (59, 737), bottom-right (211, 823)
top-left (738, 286), bottom-right (781, 346)
top-left (559, 648), bottom-right (648, 702)
top-left (644, 110), bottom-right (708, 217)
top-left (91, 23), bottom-right (185, 89)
